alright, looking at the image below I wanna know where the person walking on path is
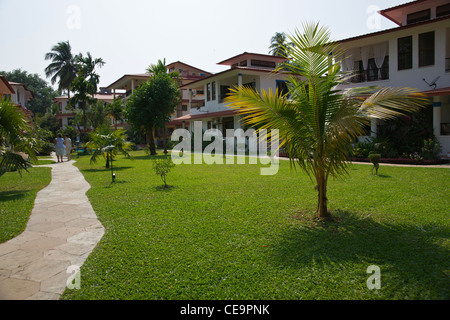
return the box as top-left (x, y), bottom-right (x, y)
top-left (64, 134), bottom-right (72, 161)
top-left (54, 133), bottom-right (65, 163)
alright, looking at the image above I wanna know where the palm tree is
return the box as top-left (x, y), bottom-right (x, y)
top-left (44, 41), bottom-right (77, 98)
top-left (0, 98), bottom-right (37, 176)
top-left (86, 126), bottom-right (133, 168)
top-left (226, 23), bottom-right (428, 220)
top-left (269, 32), bottom-right (289, 57)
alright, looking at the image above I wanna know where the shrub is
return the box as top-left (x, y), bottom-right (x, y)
top-left (152, 157), bottom-right (175, 188)
top-left (368, 152), bottom-right (381, 175)
top-left (421, 137), bottom-right (442, 160)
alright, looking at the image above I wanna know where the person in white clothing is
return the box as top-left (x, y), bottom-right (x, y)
top-left (54, 133), bottom-right (66, 163)
top-left (64, 134), bottom-right (72, 161)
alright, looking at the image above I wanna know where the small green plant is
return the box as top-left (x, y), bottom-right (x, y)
top-left (368, 152), bottom-right (381, 175)
top-left (152, 157), bottom-right (175, 188)
top-left (421, 137), bottom-right (442, 160)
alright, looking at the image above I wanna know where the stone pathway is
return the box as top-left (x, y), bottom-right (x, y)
top-left (0, 155), bottom-right (104, 300)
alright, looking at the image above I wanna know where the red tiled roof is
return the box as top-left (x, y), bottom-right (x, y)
top-left (422, 87), bottom-right (450, 96)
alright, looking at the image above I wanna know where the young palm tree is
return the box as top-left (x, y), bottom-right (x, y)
top-left (86, 127), bottom-right (133, 168)
top-left (225, 23), bottom-right (428, 219)
top-left (0, 98), bottom-right (37, 176)
top-left (44, 41), bottom-right (77, 97)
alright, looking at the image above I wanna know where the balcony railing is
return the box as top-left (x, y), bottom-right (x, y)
top-left (350, 64), bottom-right (390, 83)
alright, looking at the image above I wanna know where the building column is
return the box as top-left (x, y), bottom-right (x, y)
top-left (238, 73), bottom-right (243, 88)
top-left (370, 118), bottom-right (377, 138)
top-left (433, 100), bottom-right (442, 138)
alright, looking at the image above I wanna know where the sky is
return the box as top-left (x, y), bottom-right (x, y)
top-left (0, 0), bottom-right (407, 90)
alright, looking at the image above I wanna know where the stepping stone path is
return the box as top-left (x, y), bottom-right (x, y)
top-left (0, 155), bottom-right (104, 300)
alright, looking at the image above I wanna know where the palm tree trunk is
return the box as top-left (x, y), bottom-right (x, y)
top-left (316, 172), bottom-right (331, 219)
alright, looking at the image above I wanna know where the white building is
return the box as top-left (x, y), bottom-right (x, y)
top-left (176, 52), bottom-right (289, 133)
top-left (337, 0), bottom-right (450, 157)
top-left (53, 90), bottom-right (119, 131)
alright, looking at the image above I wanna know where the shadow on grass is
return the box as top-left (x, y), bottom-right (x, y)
top-left (82, 166), bottom-right (133, 173)
top-left (271, 210), bottom-right (449, 299)
top-left (152, 185), bottom-right (177, 192)
top-left (0, 190), bottom-right (28, 202)
top-left (132, 154), bottom-right (171, 161)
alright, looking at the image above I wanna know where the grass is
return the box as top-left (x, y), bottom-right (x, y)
top-left (58, 151), bottom-right (449, 300)
top-left (0, 167), bottom-right (52, 243)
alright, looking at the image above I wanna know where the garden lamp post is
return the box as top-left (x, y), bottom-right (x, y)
top-left (103, 145), bottom-right (115, 182)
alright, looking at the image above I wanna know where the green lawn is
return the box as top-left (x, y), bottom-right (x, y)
top-left (0, 167), bottom-right (52, 243)
top-left (61, 151), bottom-right (449, 300)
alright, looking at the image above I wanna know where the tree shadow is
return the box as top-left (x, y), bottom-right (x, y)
top-left (152, 185), bottom-right (177, 192)
top-left (83, 166), bottom-right (133, 173)
top-left (0, 190), bottom-right (28, 202)
top-left (270, 210), bottom-right (449, 298)
top-left (132, 154), bottom-right (170, 161)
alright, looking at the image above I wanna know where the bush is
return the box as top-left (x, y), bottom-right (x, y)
top-left (152, 157), bottom-right (175, 188)
top-left (421, 137), bottom-right (442, 160)
top-left (368, 152), bottom-right (381, 175)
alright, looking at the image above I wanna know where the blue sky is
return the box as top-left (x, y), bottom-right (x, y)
top-left (0, 0), bottom-right (406, 89)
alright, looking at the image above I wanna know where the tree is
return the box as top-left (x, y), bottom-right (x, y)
top-left (69, 52), bottom-right (105, 140)
top-left (269, 32), bottom-right (289, 57)
top-left (44, 41), bottom-right (77, 98)
top-left (152, 157), bottom-right (175, 188)
top-left (107, 98), bottom-right (124, 130)
top-left (0, 98), bottom-right (37, 177)
top-left (0, 69), bottom-right (58, 115)
top-left (86, 126), bottom-right (134, 168)
top-left (226, 22), bottom-right (428, 220)
top-left (125, 59), bottom-right (180, 155)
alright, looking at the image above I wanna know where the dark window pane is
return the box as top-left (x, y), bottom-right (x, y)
top-left (419, 31), bottom-right (435, 67)
top-left (398, 36), bottom-right (413, 70)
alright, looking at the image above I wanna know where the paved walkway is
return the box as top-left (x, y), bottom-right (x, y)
top-left (0, 155), bottom-right (104, 300)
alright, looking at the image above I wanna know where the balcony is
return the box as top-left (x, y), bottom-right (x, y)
top-left (350, 64), bottom-right (390, 83)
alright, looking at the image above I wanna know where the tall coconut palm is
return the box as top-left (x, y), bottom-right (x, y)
top-left (226, 23), bottom-right (428, 220)
top-left (269, 32), bottom-right (289, 57)
top-left (0, 98), bottom-right (37, 176)
top-left (44, 41), bottom-right (77, 98)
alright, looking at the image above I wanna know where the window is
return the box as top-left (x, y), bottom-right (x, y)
top-left (419, 31), bottom-right (435, 67)
top-left (220, 85), bottom-right (231, 103)
top-left (251, 60), bottom-right (276, 68)
top-left (197, 89), bottom-right (204, 95)
top-left (276, 80), bottom-right (289, 95)
top-left (211, 82), bottom-right (216, 100)
top-left (398, 36), bottom-right (413, 70)
top-left (437, 4), bottom-right (450, 18)
top-left (206, 83), bottom-right (211, 101)
top-left (407, 9), bottom-right (430, 24)
top-left (181, 105), bottom-right (188, 111)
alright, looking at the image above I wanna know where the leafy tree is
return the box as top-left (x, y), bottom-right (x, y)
top-left (107, 98), bottom-right (124, 130)
top-left (44, 41), bottom-right (77, 98)
top-left (87, 100), bottom-right (110, 131)
top-left (125, 59), bottom-right (180, 155)
top-left (69, 52), bottom-right (105, 139)
top-left (86, 126), bottom-right (133, 168)
top-left (0, 98), bottom-right (37, 176)
top-left (0, 69), bottom-right (58, 115)
top-left (152, 157), bottom-right (175, 188)
top-left (226, 23), bottom-right (428, 220)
